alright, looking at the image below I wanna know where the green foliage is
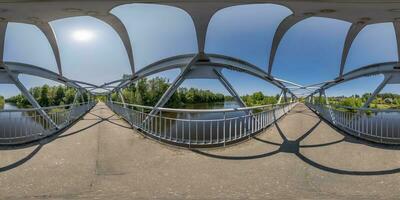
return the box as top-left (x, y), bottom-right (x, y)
top-left (0, 95), bottom-right (4, 109)
top-left (95, 96), bottom-right (107, 102)
top-left (326, 93), bottom-right (400, 110)
top-left (6, 85), bottom-right (85, 108)
top-left (119, 77), bottom-right (229, 107)
top-left (241, 92), bottom-right (278, 106)
top-left (117, 77), bottom-right (282, 108)
top-left (340, 97), bottom-right (363, 108)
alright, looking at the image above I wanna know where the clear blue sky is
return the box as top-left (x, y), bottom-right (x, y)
top-left (0, 3), bottom-right (399, 98)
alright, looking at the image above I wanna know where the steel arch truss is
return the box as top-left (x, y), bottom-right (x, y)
top-left (0, 61), bottom-right (95, 128)
top-left (101, 53), bottom-right (302, 109)
top-left (307, 61), bottom-right (400, 106)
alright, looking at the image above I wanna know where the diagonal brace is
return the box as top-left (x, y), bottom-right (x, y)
top-left (145, 54), bottom-right (200, 119)
top-left (213, 69), bottom-right (247, 108)
top-left (363, 75), bottom-right (392, 108)
top-left (6, 72), bottom-right (59, 129)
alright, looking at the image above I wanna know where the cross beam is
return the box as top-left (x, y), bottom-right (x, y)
top-left (213, 69), bottom-right (247, 108)
top-left (6, 71), bottom-right (58, 129)
top-left (363, 74), bottom-right (392, 108)
top-left (146, 54), bottom-right (200, 118)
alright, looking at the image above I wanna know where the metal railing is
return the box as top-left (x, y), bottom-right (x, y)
top-left (107, 101), bottom-right (298, 147)
top-left (306, 102), bottom-right (400, 144)
top-left (0, 101), bottom-right (96, 145)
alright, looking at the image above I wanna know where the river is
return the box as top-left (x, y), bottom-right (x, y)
top-left (3, 103), bottom-right (18, 109)
top-left (1, 102), bottom-right (399, 144)
top-left (0, 103), bottom-right (45, 142)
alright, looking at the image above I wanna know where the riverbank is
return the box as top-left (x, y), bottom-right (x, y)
top-left (0, 103), bottom-right (18, 110)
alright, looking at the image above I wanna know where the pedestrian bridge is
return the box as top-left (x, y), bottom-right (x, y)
top-left (1, 0), bottom-right (400, 198)
top-left (1, 102), bottom-right (400, 199)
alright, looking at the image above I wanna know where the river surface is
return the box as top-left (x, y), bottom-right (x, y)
top-left (143, 101), bottom-right (258, 143)
top-left (1, 102), bottom-right (400, 144)
top-left (0, 103), bottom-right (45, 141)
top-left (334, 110), bottom-right (400, 142)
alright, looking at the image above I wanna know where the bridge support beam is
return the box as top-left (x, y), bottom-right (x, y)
top-left (320, 89), bottom-right (336, 124)
top-left (213, 69), bottom-right (247, 108)
top-left (268, 14), bottom-right (309, 75)
top-left (146, 54), bottom-right (200, 117)
top-left (0, 22), bottom-right (7, 62)
top-left (94, 14), bottom-right (135, 74)
top-left (321, 90), bottom-right (329, 105)
top-left (283, 90), bottom-right (288, 103)
top-left (6, 72), bottom-right (58, 129)
top-left (118, 90), bottom-right (127, 108)
top-left (72, 91), bottom-right (80, 106)
top-left (37, 22), bottom-right (63, 76)
top-left (72, 89), bottom-right (86, 105)
top-left (70, 89), bottom-right (85, 120)
top-left (363, 74), bottom-right (392, 108)
top-left (339, 23), bottom-right (366, 77)
top-left (277, 90), bottom-right (284, 104)
top-left (394, 21), bottom-right (400, 62)
top-left (108, 94), bottom-right (113, 104)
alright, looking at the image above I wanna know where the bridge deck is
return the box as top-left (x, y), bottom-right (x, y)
top-left (0, 103), bottom-right (399, 199)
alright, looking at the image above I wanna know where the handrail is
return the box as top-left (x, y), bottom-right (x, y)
top-left (306, 102), bottom-right (400, 144)
top-left (0, 101), bottom-right (96, 145)
top-left (0, 102), bottom-right (93, 113)
top-left (330, 104), bottom-right (400, 113)
top-left (112, 101), bottom-right (295, 113)
top-left (107, 101), bottom-right (298, 147)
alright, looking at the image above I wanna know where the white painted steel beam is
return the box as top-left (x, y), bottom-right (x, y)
top-left (268, 14), bottom-right (308, 75)
top-left (213, 69), bottom-right (247, 108)
top-left (339, 23), bottom-right (366, 77)
top-left (363, 74), bottom-right (392, 108)
top-left (36, 22), bottom-right (63, 76)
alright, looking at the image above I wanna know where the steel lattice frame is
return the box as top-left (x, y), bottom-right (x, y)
top-left (0, 1), bottom-right (399, 115)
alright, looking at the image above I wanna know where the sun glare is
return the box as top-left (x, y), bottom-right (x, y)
top-left (72, 30), bottom-right (94, 42)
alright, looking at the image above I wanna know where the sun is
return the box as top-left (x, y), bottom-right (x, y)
top-left (72, 30), bottom-right (94, 42)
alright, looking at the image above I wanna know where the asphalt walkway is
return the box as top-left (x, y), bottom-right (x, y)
top-left (1, 103), bottom-right (399, 199)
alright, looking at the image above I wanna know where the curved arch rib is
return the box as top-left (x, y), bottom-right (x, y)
top-left (110, 53), bottom-right (297, 98)
top-left (339, 23), bottom-right (366, 77)
top-left (393, 21), bottom-right (400, 61)
top-left (164, 2), bottom-right (241, 54)
top-left (268, 14), bottom-right (309, 75)
top-left (0, 22), bottom-right (7, 62)
top-left (36, 22), bottom-right (63, 76)
top-left (308, 61), bottom-right (400, 97)
top-left (94, 14), bottom-right (135, 74)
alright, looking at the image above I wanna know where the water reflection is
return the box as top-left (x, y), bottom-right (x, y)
top-left (126, 101), bottom-right (278, 144)
top-left (0, 103), bottom-right (46, 142)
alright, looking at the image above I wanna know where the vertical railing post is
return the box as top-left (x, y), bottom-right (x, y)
top-left (118, 90), bottom-right (131, 123)
top-left (223, 112), bottom-right (226, 147)
top-left (188, 113), bottom-right (191, 148)
top-left (159, 110), bottom-right (162, 139)
top-left (6, 71), bottom-right (59, 130)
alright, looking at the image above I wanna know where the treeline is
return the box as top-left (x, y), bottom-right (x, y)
top-left (242, 92), bottom-right (279, 106)
top-left (6, 85), bottom-right (88, 108)
top-left (316, 93), bottom-right (400, 109)
top-left (113, 77), bottom-right (233, 107)
top-left (113, 77), bottom-right (280, 107)
top-left (0, 96), bottom-right (4, 109)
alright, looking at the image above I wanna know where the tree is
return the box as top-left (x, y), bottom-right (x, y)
top-left (39, 85), bottom-right (50, 107)
top-left (55, 86), bottom-right (65, 105)
top-left (0, 95), bottom-right (4, 109)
